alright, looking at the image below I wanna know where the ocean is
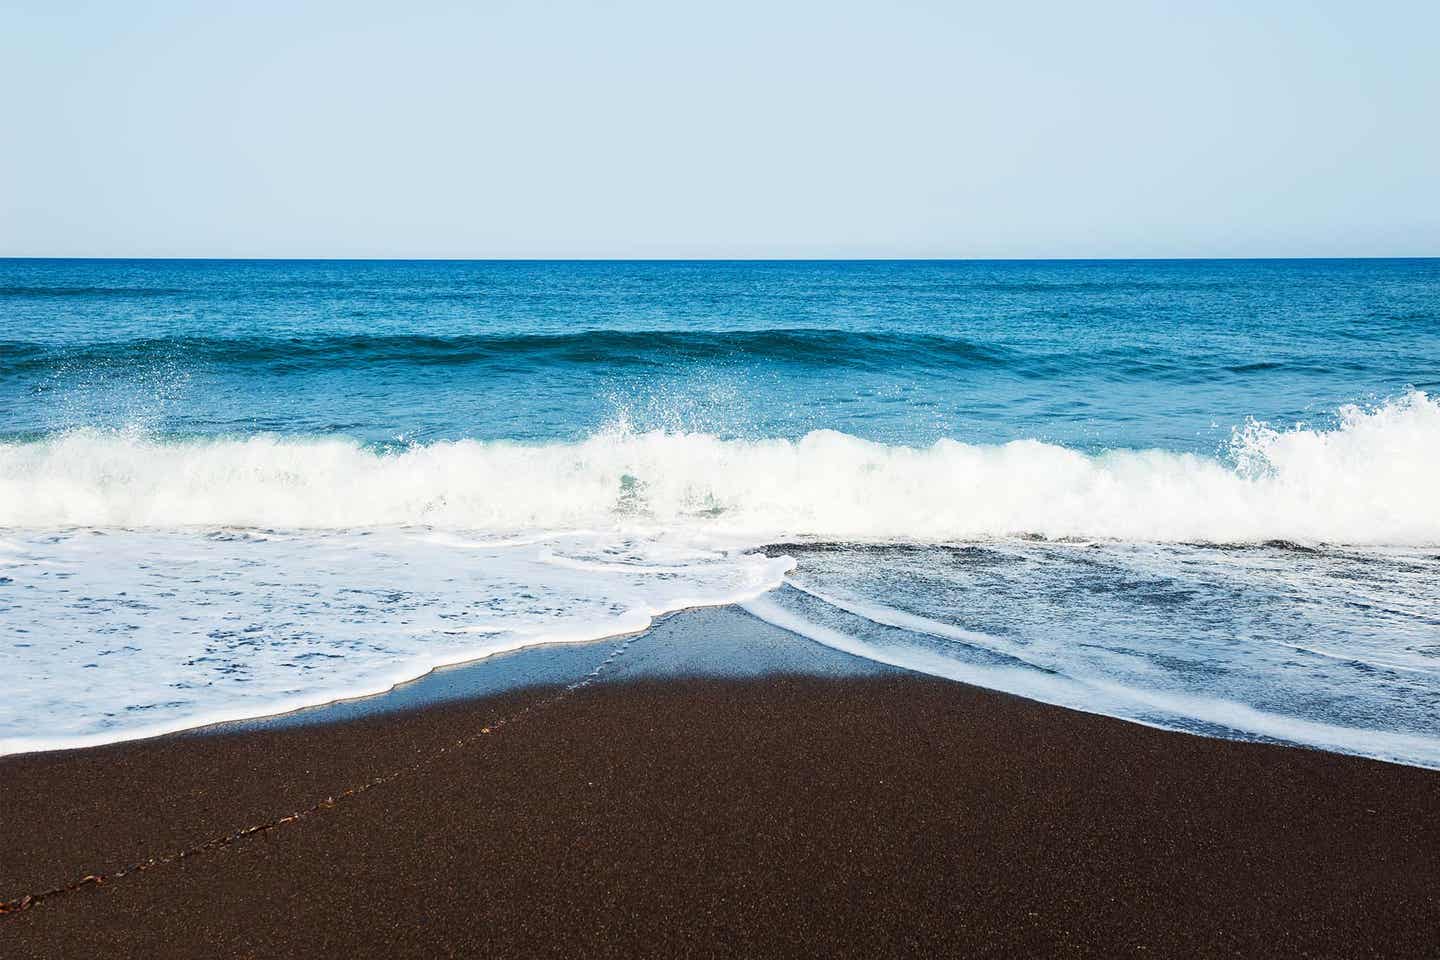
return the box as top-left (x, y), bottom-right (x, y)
top-left (2, 258), bottom-right (1438, 765)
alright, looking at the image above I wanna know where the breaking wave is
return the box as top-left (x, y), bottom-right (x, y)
top-left (2, 392), bottom-right (1436, 546)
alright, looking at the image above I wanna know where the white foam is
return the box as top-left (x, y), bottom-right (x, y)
top-left (741, 594), bottom-right (1440, 769)
top-left (784, 581), bottom-right (1017, 652)
top-left (0, 529), bottom-right (792, 756)
top-left (1, 391), bottom-right (1437, 545)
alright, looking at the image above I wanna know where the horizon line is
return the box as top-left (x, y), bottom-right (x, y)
top-left (3, 255), bottom-right (1439, 264)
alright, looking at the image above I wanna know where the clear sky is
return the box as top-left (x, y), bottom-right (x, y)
top-left (2, 1), bottom-right (1437, 258)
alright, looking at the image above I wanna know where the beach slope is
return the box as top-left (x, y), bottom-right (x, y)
top-left (2, 613), bottom-right (1438, 958)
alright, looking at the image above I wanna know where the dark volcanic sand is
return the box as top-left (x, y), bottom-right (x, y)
top-left (3, 671), bottom-right (1439, 958)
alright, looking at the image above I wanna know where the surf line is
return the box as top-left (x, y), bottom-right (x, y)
top-left (0, 633), bottom-right (642, 919)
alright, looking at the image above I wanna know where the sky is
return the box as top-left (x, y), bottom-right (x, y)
top-left (2, 0), bottom-right (1437, 259)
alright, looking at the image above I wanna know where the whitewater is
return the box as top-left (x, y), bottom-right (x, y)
top-left (3, 391), bottom-right (1437, 543)
top-left (3, 392), bottom-right (1439, 764)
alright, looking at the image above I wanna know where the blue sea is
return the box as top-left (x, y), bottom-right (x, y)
top-left (2, 258), bottom-right (1438, 765)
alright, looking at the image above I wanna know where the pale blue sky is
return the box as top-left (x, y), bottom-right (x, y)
top-left (2, 1), bottom-right (1437, 258)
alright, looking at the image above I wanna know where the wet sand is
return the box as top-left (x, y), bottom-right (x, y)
top-left (2, 608), bottom-right (1438, 958)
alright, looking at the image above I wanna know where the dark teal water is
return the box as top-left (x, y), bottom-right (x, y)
top-left (4, 258), bottom-right (1436, 450)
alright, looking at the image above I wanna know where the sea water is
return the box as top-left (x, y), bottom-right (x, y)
top-left (1, 259), bottom-right (1437, 764)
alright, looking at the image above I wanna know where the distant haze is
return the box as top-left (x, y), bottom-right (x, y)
top-left (3, 1), bottom-right (1437, 259)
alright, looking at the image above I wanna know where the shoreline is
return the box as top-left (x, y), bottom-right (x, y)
top-left (0, 593), bottom-right (801, 759)
top-left (4, 607), bottom-right (1439, 957)
top-left (1, 602), bottom-right (888, 760)
top-left (12, 599), bottom-right (1439, 772)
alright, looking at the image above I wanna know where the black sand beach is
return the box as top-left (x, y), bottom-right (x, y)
top-left (3, 608), bottom-right (1438, 958)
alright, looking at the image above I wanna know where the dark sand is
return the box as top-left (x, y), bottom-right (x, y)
top-left (3, 609), bottom-right (1438, 958)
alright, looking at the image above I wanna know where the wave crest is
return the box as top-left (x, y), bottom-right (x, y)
top-left (2, 393), bottom-right (1436, 545)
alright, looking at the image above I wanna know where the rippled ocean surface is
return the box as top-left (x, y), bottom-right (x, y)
top-left (2, 259), bottom-right (1438, 764)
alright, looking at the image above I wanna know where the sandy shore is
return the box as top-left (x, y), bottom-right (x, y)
top-left (3, 607), bottom-right (1438, 957)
